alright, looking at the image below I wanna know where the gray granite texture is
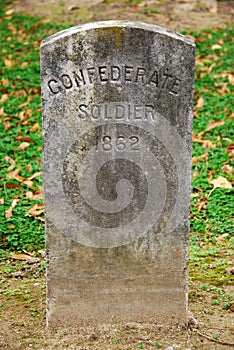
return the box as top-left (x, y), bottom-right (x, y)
top-left (40, 21), bottom-right (195, 328)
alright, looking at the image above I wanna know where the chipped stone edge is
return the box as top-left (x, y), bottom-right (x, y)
top-left (40, 20), bottom-right (195, 49)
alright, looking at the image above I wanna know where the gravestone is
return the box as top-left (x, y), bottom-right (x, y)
top-left (40, 21), bottom-right (195, 328)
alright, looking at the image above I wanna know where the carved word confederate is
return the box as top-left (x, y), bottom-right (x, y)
top-left (47, 65), bottom-right (182, 95)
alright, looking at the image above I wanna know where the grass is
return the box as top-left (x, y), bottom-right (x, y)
top-left (0, 0), bottom-right (233, 312)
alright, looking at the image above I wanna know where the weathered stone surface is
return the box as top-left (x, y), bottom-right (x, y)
top-left (40, 21), bottom-right (195, 328)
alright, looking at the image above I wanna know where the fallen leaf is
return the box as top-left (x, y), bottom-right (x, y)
top-left (26, 164), bottom-right (33, 173)
top-left (215, 233), bottom-right (229, 243)
top-left (209, 7), bottom-right (217, 14)
top-left (4, 156), bottom-right (16, 171)
top-left (7, 166), bottom-right (21, 179)
top-left (4, 121), bottom-right (11, 130)
top-left (195, 97), bottom-right (204, 110)
top-left (221, 164), bottom-right (233, 176)
top-left (193, 137), bottom-right (216, 149)
top-left (212, 44), bottom-right (222, 50)
top-left (2, 78), bottom-right (9, 86)
top-left (5, 206), bottom-right (13, 218)
top-left (5, 199), bottom-right (19, 218)
top-left (15, 136), bottom-right (33, 142)
top-left (0, 94), bottom-right (8, 103)
top-left (68, 5), bottom-right (80, 10)
top-left (26, 203), bottom-right (44, 217)
top-left (26, 190), bottom-right (44, 200)
top-left (206, 119), bottom-right (224, 131)
top-left (0, 198), bottom-right (4, 205)
top-left (4, 58), bottom-right (14, 67)
top-left (28, 171), bottom-right (43, 180)
top-left (19, 96), bottom-right (32, 108)
top-left (192, 152), bottom-right (209, 165)
top-left (227, 145), bottom-right (234, 158)
top-left (191, 192), bottom-right (200, 198)
top-left (30, 123), bottom-right (40, 132)
top-left (18, 109), bottom-right (32, 122)
top-left (0, 107), bottom-right (4, 115)
top-left (18, 142), bottom-right (30, 151)
top-left (228, 73), bottom-right (234, 85)
top-left (26, 191), bottom-right (34, 198)
top-left (5, 9), bottom-right (15, 15)
top-left (23, 180), bottom-right (35, 189)
top-left (209, 176), bottom-right (232, 190)
top-left (14, 174), bottom-right (26, 182)
top-left (6, 183), bottom-right (22, 189)
top-left (11, 254), bottom-right (31, 261)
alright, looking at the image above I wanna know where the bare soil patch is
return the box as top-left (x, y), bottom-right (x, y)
top-left (0, 258), bottom-right (233, 349)
top-left (13, 0), bottom-right (234, 31)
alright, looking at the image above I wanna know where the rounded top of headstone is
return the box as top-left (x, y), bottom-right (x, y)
top-left (41, 20), bottom-right (195, 49)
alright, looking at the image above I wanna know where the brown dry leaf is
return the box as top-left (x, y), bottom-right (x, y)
top-left (31, 192), bottom-right (44, 200)
top-left (5, 206), bottom-right (13, 218)
top-left (206, 119), bottom-right (224, 131)
top-left (215, 233), bottom-right (229, 243)
top-left (2, 78), bottom-right (9, 86)
top-left (191, 192), bottom-right (200, 198)
top-left (26, 203), bottom-right (44, 216)
top-left (23, 180), bottom-right (35, 189)
top-left (193, 135), bottom-right (216, 149)
top-left (212, 44), bottom-right (222, 50)
top-left (18, 108), bottom-right (32, 122)
top-left (7, 22), bottom-right (17, 34)
top-left (4, 121), bottom-right (11, 130)
top-left (4, 156), bottom-right (16, 171)
top-left (4, 58), bottom-right (14, 67)
top-left (228, 73), bottom-right (234, 85)
top-left (202, 140), bottom-right (216, 149)
top-left (26, 191), bottom-right (34, 199)
top-left (6, 182), bottom-right (22, 189)
top-left (11, 253), bottom-right (29, 260)
top-left (218, 82), bottom-right (230, 95)
top-left (5, 199), bottom-right (18, 218)
top-left (30, 123), bottom-right (40, 132)
top-left (227, 113), bottom-right (234, 120)
top-left (19, 96), bottom-right (33, 108)
top-left (21, 62), bottom-right (29, 67)
top-left (0, 107), bottom-right (4, 115)
top-left (26, 164), bottom-right (33, 173)
top-left (227, 145), bottom-right (234, 158)
top-left (18, 142), bottom-right (30, 151)
top-left (195, 97), bottom-right (204, 110)
top-left (15, 136), bottom-right (33, 142)
top-left (10, 253), bottom-right (34, 261)
top-left (14, 174), bottom-right (26, 182)
top-left (206, 63), bottom-right (215, 74)
top-left (26, 188), bottom-right (44, 200)
top-left (7, 166), bottom-right (21, 179)
top-left (209, 176), bottom-right (232, 190)
top-left (28, 171), bottom-right (43, 180)
top-left (0, 94), bottom-right (8, 103)
top-left (5, 9), bottom-right (15, 15)
top-left (194, 195), bottom-right (208, 212)
top-left (192, 152), bottom-right (209, 165)
top-left (0, 198), bottom-right (4, 205)
top-left (222, 165), bottom-right (233, 176)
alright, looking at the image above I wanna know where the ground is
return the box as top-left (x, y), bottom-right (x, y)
top-left (13, 0), bottom-right (234, 32)
top-left (0, 254), bottom-right (233, 349)
top-left (1, 0), bottom-right (233, 349)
